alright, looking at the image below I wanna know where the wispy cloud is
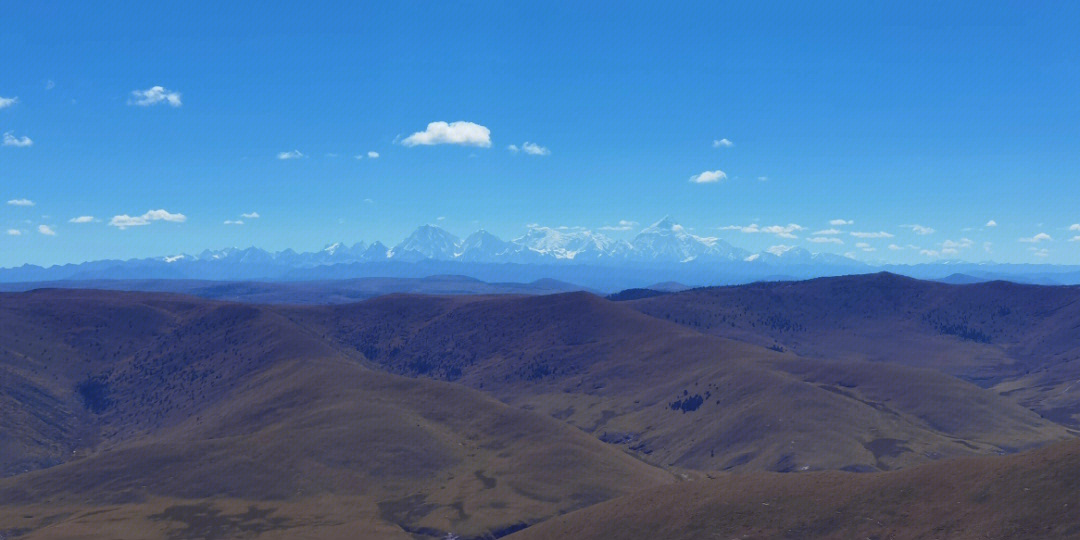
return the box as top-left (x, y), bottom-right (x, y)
top-left (689, 170), bottom-right (726, 184)
top-left (599, 220), bottom-right (637, 231)
top-left (902, 224), bottom-right (935, 235)
top-left (1019, 232), bottom-right (1052, 243)
top-left (1069, 224), bottom-right (1080, 231)
top-left (888, 244), bottom-right (903, 250)
top-left (401, 121), bottom-right (491, 147)
top-left (850, 231), bottom-right (894, 238)
top-left (829, 219), bottom-right (854, 226)
top-left (224, 220), bottom-right (244, 225)
top-left (813, 228), bottom-right (842, 236)
top-left (720, 223), bottom-right (804, 239)
top-left (277, 150), bottom-right (305, 160)
top-left (129, 86), bottom-right (182, 107)
top-left (37, 224), bottom-right (56, 236)
top-left (241, 212), bottom-right (260, 219)
top-left (367, 151), bottom-right (379, 159)
top-left (508, 141), bottom-right (549, 156)
top-left (3, 132), bottom-right (33, 147)
top-left (1029, 247), bottom-right (1050, 258)
top-left (7, 199), bottom-right (34, 206)
top-left (6, 229), bottom-right (21, 236)
top-left (808, 236), bottom-right (843, 244)
top-left (109, 209), bottom-right (187, 230)
top-left (712, 138), bottom-right (733, 148)
top-left (986, 220), bottom-right (998, 227)
top-left (0, 96), bottom-right (17, 109)
top-left (68, 216), bottom-right (95, 223)
top-left (855, 242), bottom-right (875, 252)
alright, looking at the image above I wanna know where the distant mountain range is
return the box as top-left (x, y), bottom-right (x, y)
top-left (4, 217), bottom-right (1080, 290)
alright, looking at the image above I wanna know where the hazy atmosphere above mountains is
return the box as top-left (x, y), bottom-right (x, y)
top-left (3, 3), bottom-right (1080, 268)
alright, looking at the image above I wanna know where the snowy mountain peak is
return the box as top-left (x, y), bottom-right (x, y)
top-left (391, 225), bottom-right (461, 261)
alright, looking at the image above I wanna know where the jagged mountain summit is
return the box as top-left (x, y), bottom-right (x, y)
top-left (631, 216), bottom-right (746, 262)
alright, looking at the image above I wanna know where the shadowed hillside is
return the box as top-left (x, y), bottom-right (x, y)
top-left (286, 291), bottom-right (1070, 472)
top-left (629, 272), bottom-right (1080, 427)
top-left (2, 285), bottom-right (1077, 538)
top-left (0, 290), bottom-right (671, 538)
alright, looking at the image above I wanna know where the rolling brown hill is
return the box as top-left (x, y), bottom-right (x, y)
top-left (0, 290), bottom-right (672, 539)
top-left (628, 272), bottom-right (1080, 428)
top-left (284, 291), bottom-right (1070, 472)
top-left (2, 283), bottom-right (1077, 538)
top-left (507, 437), bottom-right (1080, 540)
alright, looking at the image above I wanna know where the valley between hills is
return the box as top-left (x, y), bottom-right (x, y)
top-left (2, 272), bottom-right (1080, 539)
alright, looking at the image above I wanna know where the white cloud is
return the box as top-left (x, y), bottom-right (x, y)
top-left (855, 242), bottom-right (876, 252)
top-left (720, 223), bottom-right (804, 239)
top-left (1069, 224), bottom-right (1080, 231)
top-left (850, 231), bottom-right (894, 238)
top-left (0, 96), bottom-right (17, 109)
top-left (713, 138), bottom-right (733, 148)
top-left (6, 229), bottom-right (21, 236)
top-left (401, 121), bottom-right (491, 147)
top-left (129, 86), bottom-right (182, 107)
top-left (888, 244), bottom-right (903, 250)
top-left (109, 209), bottom-right (187, 230)
top-left (7, 199), bottom-right (34, 206)
top-left (985, 220), bottom-right (998, 227)
top-left (984, 241), bottom-right (993, 253)
top-left (520, 142), bottom-right (549, 156)
top-left (599, 220), bottom-right (638, 231)
top-left (1019, 232), bottom-right (1052, 243)
top-left (902, 224), bottom-right (935, 235)
top-left (509, 142), bottom-right (550, 156)
top-left (37, 225), bottom-right (56, 236)
top-left (942, 238), bottom-right (974, 250)
top-left (812, 228), bottom-right (842, 236)
top-left (68, 216), bottom-right (95, 223)
top-left (766, 244), bottom-right (794, 256)
top-left (829, 219), bottom-right (854, 226)
top-left (3, 132), bottom-right (33, 147)
top-left (1070, 236), bottom-right (1080, 242)
top-left (808, 236), bottom-right (843, 244)
top-left (689, 170), bottom-right (727, 184)
top-left (277, 150), bottom-right (305, 160)
top-left (241, 212), bottom-right (260, 219)
top-left (224, 220), bottom-right (244, 225)
top-left (1029, 247), bottom-right (1050, 258)
top-left (367, 151), bottom-right (379, 159)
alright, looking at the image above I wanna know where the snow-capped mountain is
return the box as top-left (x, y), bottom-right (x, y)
top-left (390, 225), bottom-right (461, 261)
top-left (458, 230), bottom-right (513, 262)
top-left (510, 226), bottom-right (621, 261)
top-left (630, 217), bottom-right (747, 263)
top-left (0, 217), bottom-right (878, 286)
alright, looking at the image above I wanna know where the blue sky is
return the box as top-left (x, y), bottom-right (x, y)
top-left (2, 1), bottom-right (1079, 267)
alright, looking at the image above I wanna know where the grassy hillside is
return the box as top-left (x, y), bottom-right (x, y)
top-left (508, 438), bottom-right (1080, 540)
top-left (2, 284), bottom-right (1077, 538)
top-left (288, 291), bottom-right (1070, 472)
top-left (630, 272), bottom-right (1080, 427)
top-left (0, 291), bottom-right (672, 538)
